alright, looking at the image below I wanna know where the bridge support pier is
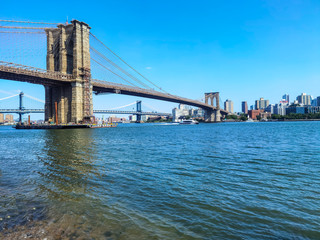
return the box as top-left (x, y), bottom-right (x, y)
top-left (205, 109), bottom-right (221, 122)
top-left (45, 20), bottom-right (92, 124)
top-left (204, 92), bottom-right (222, 122)
top-left (136, 101), bottom-right (142, 122)
top-left (19, 92), bottom-right (24, 122)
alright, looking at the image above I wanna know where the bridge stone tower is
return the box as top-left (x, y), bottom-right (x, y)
top-left (45, 20), bottom-right (92, 123)
top-left (204, 92), bottom-right (221, 122)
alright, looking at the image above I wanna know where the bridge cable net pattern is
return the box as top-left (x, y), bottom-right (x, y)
top-left (89, 34), bottom-right (214, 109)
top-left (89, 33), bottom-right (169, 94)
top-left (0, 20), bottom-right (56, 69)
top-left (0, 20), bottom-right (215, 111)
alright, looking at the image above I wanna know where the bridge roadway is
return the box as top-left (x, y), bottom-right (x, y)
top-left (0, 109), bottom-right (172, 116)
top-left (0, 61), bottom-right (228, 115)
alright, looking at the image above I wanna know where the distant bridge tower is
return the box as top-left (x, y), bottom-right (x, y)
top-left (45, 20), bottom-right (92, 123)
top-left (19, 91), bottom-right (24, 122)
top-left (136, 100), bottom-right (142, 122)
top-left (204, 92), bottom-right (221, 122)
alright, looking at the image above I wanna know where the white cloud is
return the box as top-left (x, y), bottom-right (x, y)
top-left (145, 67), bottom-right (152, 70)
top-left (0, 89), bottom-right (15, 95)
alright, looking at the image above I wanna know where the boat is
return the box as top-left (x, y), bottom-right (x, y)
top-left (179, 119), bottom-right (199, 125)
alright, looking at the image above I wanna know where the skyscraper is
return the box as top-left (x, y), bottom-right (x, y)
top-left (224, 99), bottom-right (234, 113)
top-left (296, 93), bottom-right (311, 106)
top-left (241, 101), bottom-right (248, 114)
top-left (282, 94), bottom-right (289, 103)
top-left (255, 98), bottom-right (269, 110)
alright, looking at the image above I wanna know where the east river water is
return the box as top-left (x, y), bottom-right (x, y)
top-left (0, 122), bottom-right (319, 239)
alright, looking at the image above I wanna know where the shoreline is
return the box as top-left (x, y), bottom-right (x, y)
top-left (224, 118), bottom-right (320, 123)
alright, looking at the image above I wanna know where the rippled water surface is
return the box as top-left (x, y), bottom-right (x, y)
top-left (0, 122), bottom-right (319, 239)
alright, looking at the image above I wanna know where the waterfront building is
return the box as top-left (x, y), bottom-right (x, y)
top-left (296, 93), bottom-right (311, 106)
top-left (5, 114), bottom-right (14, 123)
top-left (224, 99), bottom-right (234, 113)
top-left (255, 98), bottom-right (269, 110)
top-left (305, 106), bottom-right (320, 114)
top-left (0, 113), bottom-right (4, 123)
top-left (172, 104), bottom-right (190, 122)
top-left (108, 116), bottom-right (127, 123)
top-left (274, 103), bottom-right (288, 116)
top-left (241, 101), bottom-right (248, 114)
top-left (248, 110), bottom-right (262, 120)
top-left (260, 112), bottom-right (272, 120)
top-left (265, 104), bottom-right (274, 114)
top-left (286, 106), bottom-right (306, 114)
top-left (311, 98), bottom-right (317, 106)
top-left (191, 108), bottom-right (205, 118)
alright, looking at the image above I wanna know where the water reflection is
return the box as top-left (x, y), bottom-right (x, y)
top-left (37, 129), bottom-right (100, 202)
top-left (35, 129), bottom-right (113, 238)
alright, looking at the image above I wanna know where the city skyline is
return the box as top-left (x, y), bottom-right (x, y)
top-left (1, 0), bottom-right (320, 113)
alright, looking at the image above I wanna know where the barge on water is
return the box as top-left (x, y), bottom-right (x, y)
top-left (14, 123), bottom-right (117, 129)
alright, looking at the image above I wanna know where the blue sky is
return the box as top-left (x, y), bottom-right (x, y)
top-left (1, 0), bottom-right (320, 117)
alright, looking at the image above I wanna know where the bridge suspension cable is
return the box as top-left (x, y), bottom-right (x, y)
top-left (90, 46), bottom-right (152, 90)
top-left (90, 33), bottom-right (170, 94)
top-left (24, 94), bottom-right (45, 104)
top-left (0, 94), bottom-right (19, 101)
top-left (91, 58), bottom-right (140, 88)
top-left (0, 31), bottom-right (45, 34)
top-left (142, 102), bottom-right (162, 113)
top-left (108, 101), bottom-right (137, 110)
top-left (0, 20), bottom-right (59, 25)
top-left (0, 26), bottom-right (48, 30)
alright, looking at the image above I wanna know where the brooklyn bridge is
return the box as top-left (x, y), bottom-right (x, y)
top-left (0, 19), bottom-right (228, 123)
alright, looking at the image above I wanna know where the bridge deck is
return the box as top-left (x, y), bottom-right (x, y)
top-left (0, 61), bottom-right (72, 86)
top-left (0, 61), bottom-right (228, 114)
top-left (0, 109), bottom-right (171, 116)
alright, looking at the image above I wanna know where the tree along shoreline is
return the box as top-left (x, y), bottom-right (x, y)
top-left (226, 113), bottom-right (320, 122)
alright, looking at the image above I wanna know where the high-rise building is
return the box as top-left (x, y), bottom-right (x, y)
top-left (224, 99), bottom-right (234, 113)
top-left (241, 101), bottom-right (248, 114)
top-left (255, 100), bottom-right (259, 110)
top-left (296, 93), bottom-right (311, 106)
top-left (0, 113), bottom-right (4, 123)
top-left (274, 103), bottom-right (289, 116)
top-left (172, 104), bottom-right (190, 122)
top-left (317, 96), bottom-right (320, 106)
top-left (255, 98), bottom-right (269, 110)
top-left (265, 104), bottom-right (274, 114)
top-left (311, 98), bottom-right (317, 106)
top-left (282, 94), bottom-right (289, 103)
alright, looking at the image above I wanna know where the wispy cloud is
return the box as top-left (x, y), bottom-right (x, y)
top-left (0, 89), bottom-right (16, 95)
top-left (145, 67), bottom-right (152, 70)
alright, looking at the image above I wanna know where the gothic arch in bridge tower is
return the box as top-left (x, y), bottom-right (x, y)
top-left (204, 92), bottom-right (221, 122)
top-left (44, 20), bottom-right (92, 123)
top-left (205, 92), bottom-right (220, 109)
